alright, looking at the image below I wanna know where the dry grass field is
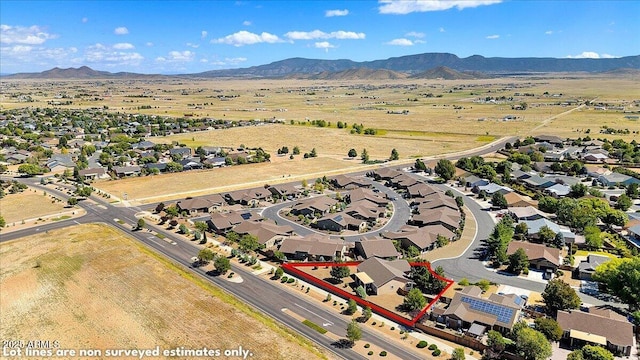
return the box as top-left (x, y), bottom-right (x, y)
top-left (0, 187), bottom-right (67, 224)
top-left (0, 224), bottom-right (327, 360)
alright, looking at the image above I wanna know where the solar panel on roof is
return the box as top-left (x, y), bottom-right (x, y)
top-left (461, 296), bottom-right (515, 324)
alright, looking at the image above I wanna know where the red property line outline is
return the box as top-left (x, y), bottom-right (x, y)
top-left (282, 261), bottom-right (454, 328)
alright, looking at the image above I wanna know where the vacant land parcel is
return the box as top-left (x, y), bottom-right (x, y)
top-left (0, 224), bottom-right (326, 360)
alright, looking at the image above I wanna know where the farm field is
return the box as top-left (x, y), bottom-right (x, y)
top-left (0, 187), bottom-right (67, 224)
top-left (0, 224), bottom-right (327, 360)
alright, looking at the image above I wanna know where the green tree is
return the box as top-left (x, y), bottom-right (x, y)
top-left (0, 215), bottom-right (5, 228)
top-left (414, 158), bottom-right (427, 172)
top-left (214, 255), bottom-right (231, 274)
top-left (626, 183), bottom-right (639, 199)
top-left (361, 148), bottom-right (369, 163)
top-left (487, 216), bottom-right (514, 264)
top-left (542, 279), bottom-right (581, 315)
top-left (533, 317), bottom-right (563, 342)
top-left (164, 205), bottom-right (179, 218)
top-left (194, 221), bottom-right (208, 241)
top-left (330, 264), bottom-right (351, 283)
top-left (355, 285), bottom-right (367, 299)
top-left (402, 288), bottom-right (426, 311)
top-left (274, 266), bottom-right (284, 279)
top-left (485, 330), bottom-right (506, 359)
top-left (136, 218), bottom-right (145, 230)
top-left (515, 327), bottom-right (552, 360)
top-left (346, 298), bottom-right (358, 315)
top-left (537, 225), bottom-right (556, 246)
top-left (592, 257), bottom-right (640, 310)
top-left (179, 223), bottom-right (189, 234)
top-left (616, 194), bottom-right (632, 211)
top-left (239, 234), bottom-right (261, 252)
top-left (348, 148), bottom-right (358, 158)
top-left (197, 248), bottom-right (215, 264)
top-left (491, 192), bottom-right (508, 209)
top-left (507, 248), bottom-right (529, 275)
top-left (584, 226), bottom-right (602, 249)
top-left (362, 306), bottom-right (372, 322)
top-left (434, 159), bottom-right (456, 181)
top-left (292, 146), bottom-right (300, 155)
top-left (389, 148), bottom-right (399, 161)
top-left (571, 345), bottom-right (614, 360)
top-left (476, 279), bottom-right (491, 292)
top-left (515, 222), bottom-right (529, 240)
top-left (155, 202), bottom-right (165, 213)
top-left (346, 320), bottom-right (362, 345)
top-left (67, 197), bottom-right (78, 206)
top-left (451, 347), bottom-right (465, 360)
top-left (18, 163), bottom-right (45, 176)
top-left (570, 183), bottom-right (588, 198)
top-left (309, 148), bottom-right (317, 158)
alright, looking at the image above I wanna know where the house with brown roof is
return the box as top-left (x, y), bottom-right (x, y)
top-left (383, 225), bottom-right (455, 252)
top-left (410, 210), bottom-right (460, 232)
top-left (354, 237), bottom-right (400, 260)
top-left (207, 212), bottom-right (244, 234)
top-left (557, 308), bottom-right (634, 356)
top-left (354, 258), bottom-right (411, 295)
top-left (389, 174), bottom-right (419, 189)
top-left (508, 206), bottom-right (545, 221)
top-left (347, 188), bottom-right (389, 207)
top-left (438, 286), bottom-right (524, 334)
top-left (506, 241), bottom-right (560, 271)
top-left (291, 196), bottom-right (338, 217)
top-left (331, 174), bottom-right (370, 189)
top-left (278, 234), bottom-right (346, 261)
top-left (315, 213), bottom-right (364, 232)
top-left (504, 192), bottom-right (537, 208)
top-left (78, 167), bottom-right (110, 180)
top-left (371, 168), bottom-right (402, 181)
top-left (176, 198), bottom-right (221, 215)
top-left (233, 220), bottom-right (294, 248)
top-left (407, 183), bottom-right (439, 198)
top-left (268, 183), bottom-right (302, 200)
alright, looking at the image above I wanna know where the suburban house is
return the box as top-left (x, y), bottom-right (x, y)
top-left (436, 286), bottom-right (525, 335)
top-left (268, 183), bottom-right (301, 200)
top-left (521, 218), bottom-right (561, 240)
top-left (407, 183), bottom-right (440, 198)
top-left (371, 168), bottom-right (403, 182)
top-left (354, 258), bottom-right (412, 295)
top-left (473, 183), bottom-right (512, 196)
top-left (278, 234), bottom-right (346, 261)
top-left (461, 174), bottom-right (489, 189)
top-left (383, 225), bottom-right (455, 252)
top-left (176, 196), bottom-right (223, 215)
top-left (233, 220), bottom-right (294, 248)
top-left (410, 210), bottom-right (460, 232)
top-left (354, 237), bottom-right (400, 260)
top-left (506, 241), bottom-right (560, 272)
top-left (347, 188), bottom-right (389, 207)
top-left (113, 165), bottom-right (141, 177)
top-left (557, 308), bottom-right (634, 356)
top-left (315, 213), bottom-right (365, 232)
top-left (598, 173), bottom-right (640, 187)
top-left (508, 206), bottom-right (545, 221)
top-left (545, 183), bottom-right (571, 197)
top-left (576, 254), bottom-right (611, 280)
top-left (78, 167), bottom-right (109, 180)
top-left (168, 147), bottom-right (192, 159)
top-left (207, 212), bottom-right (244, 234)
top-left (291, 196), bottom-right (338, 217)
top-left (331, 174), bottom-right (370, 189)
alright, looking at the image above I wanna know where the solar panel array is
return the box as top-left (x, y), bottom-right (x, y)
top-left (461, 296), bottom-right (515, 324)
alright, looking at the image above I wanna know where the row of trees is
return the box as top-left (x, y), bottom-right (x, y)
top-left (352, 148), bottom-right (399, 163)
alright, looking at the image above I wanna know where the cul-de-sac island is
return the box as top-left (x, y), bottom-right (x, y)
top-left (2, 3), bottom-right (640, 360)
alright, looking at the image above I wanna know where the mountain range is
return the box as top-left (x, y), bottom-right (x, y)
top-left (3, 52), bottom-right (639, 80)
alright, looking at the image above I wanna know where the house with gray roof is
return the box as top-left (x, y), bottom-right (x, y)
top-left (576, 254), bottom-right (611, 280)
top-left (598, 173), bottom-right (640, 187)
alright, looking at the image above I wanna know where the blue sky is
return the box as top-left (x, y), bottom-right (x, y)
top-left (1, 0), bottom-right (638, 74)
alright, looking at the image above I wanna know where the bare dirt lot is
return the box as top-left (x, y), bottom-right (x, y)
top-left (0, 187), bottom-right (67, 224)
top-left (0, 224), bottom-right (327, 360)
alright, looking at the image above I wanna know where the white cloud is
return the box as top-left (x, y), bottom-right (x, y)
top-left (545, 30), bottom-right (553, 35)
top-left (211, 31), bottom-right (282, 46)
top-left (385, 38), bottom-right (415, 46)
top-left (201, 30), bottom-right (208, 39)
top-left (113, 42), bottom-right (134, 50)
top-left (0, 25), bottom-right (57, 45)
top-left (284, 30), bottom-right (365, 40)
top-left (85, 43), bottom-right (143, 66)
top-left (486, 34), bottom-right (500, 39)
top-left (314, 41), bottom-right (335, 52)
top-left (379, 0), bottom-right (502, 14)
top-left (566, 52), bottom-right (617, 59)
top-left (114, 27), bottom-right (129, 35)
top-left (82, 17), bottom-right (88, 23)
top-left (209, 57), bottom-right (248, 66)
top-left (186, 42), bottom-right (200, 48)
top-left (405, 31), bottom-right (425, 38)
top-left (146, 42), bottom-right (154, 47)
top-left (325, 9), bottom-right (349, 17)
top-left (156, 50), bottom-right (196, 62)
top-left (439, 27), bottom-right (446, 32)
top-left (243, 20), bottom-right (252, 26)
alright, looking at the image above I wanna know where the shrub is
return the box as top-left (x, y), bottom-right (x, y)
top-left (390, 327), bottom-right (395, 331)
top-left (417, 340), bottom-right (428, 348)
top-left (379, 351), bottom-right (387, 357)
top-left (287, 278), bottom-right (295, 283)
top-left (428, 344), bottom-right (437, 350)
top-left (367, 351), bottom-right (373, 356)
top-left (371, 321), bottom-right (376, 326)
top-left (280, 276), bottom-right (288, 283)
top-left (364, 344), bottom-right (370, 348)
top-left (432, 349), bottom-right (441, 356)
